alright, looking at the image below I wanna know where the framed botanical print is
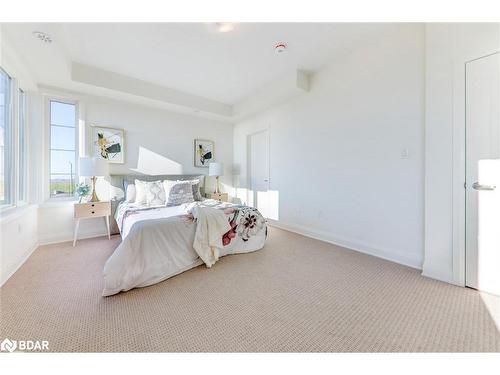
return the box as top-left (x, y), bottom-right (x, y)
top-left (194, 139), bottom-right (214, 167)
top-left (92, 126), bottom-right (124, 164)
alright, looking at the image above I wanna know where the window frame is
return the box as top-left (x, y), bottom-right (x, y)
top-left (0, 66), bottom-right (31, 212)
top-left (0, 67), bottom-right (14, 209)
top-left (17, 88), bottom-right (28, 205)
top-left (45, 96), bottom-right (79, 201)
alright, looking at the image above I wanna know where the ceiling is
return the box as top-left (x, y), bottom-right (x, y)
top-left (2, 23), bottom-right (394, 112)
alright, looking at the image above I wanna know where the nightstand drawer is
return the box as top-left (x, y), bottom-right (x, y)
top-left (208, 193), bottom-right (229, 202)
top-left (74, 202), bottom-right (111, 218)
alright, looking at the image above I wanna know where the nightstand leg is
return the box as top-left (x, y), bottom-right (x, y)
top-left (73, 219), bottom-right (80, 247)
top-left (105, 216), bottom-right (110, 239)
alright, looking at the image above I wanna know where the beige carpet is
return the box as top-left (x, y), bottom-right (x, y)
top-left (1, 226), bottom-right (499, 352)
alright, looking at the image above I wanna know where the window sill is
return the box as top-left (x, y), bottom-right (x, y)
top-left (0, 204), bottom-right (38, 224)
top-left (0, 204), bottom-right (15, 213)
top-left (39, 197), bottom-right (78, 209)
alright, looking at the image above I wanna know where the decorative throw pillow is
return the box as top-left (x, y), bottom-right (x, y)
top-left (163, 180), bottom-right (195, 206)
top-left (134, 179), bottom-right (148, 205)
top-left (145, 180), bottom-right (166, 206)
top-left (190, 179), bottom-right (203, 201)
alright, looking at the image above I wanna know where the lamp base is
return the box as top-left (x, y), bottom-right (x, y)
top-left (89, 176), bottom-right (100, 202)
top-left (213, 176), bottom-right (220, 194)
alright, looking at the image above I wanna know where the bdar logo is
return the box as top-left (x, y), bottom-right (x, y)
top-left (1, 338), bottom-right (17, 352)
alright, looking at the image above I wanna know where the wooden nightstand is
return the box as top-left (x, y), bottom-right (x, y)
top-left (73, 201), bottom-right (111, 247)
top-left (207, 193), bottom-right (229, 202)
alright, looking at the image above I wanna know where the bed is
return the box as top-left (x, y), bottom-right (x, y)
top-left (102, 174), bottom-right (267, 296)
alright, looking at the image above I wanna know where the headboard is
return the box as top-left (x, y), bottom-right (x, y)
top-left (108, 174), bottom-right (205, 234)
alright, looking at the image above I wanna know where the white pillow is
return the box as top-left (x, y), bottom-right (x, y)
top-left (134, 179), bottom-right (148, 205)
top-left (125, 184), bottom-right (136, 203)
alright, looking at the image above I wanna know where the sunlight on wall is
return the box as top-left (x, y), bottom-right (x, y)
top-left (132, 146), bottom-right (184, 175)
top-left (86, 147), bottom-right (184, 201)
top-left (476, 159), bottom-right (500, 293)
top-left (267, 190), bottom-right (280, 220)
top-left (235, 187), bottom-right (249, 205)
top-left (257, 190), bottom-right (280, 220)
top-left (233, 187), bottom-right (279, 220)
top-left (246, 189), bottom-right (255, 207)
top-left (477, 159), bottom-right (500, 334)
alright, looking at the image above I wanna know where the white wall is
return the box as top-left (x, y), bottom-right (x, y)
top-left (423, 23), bottom-right (500, 284)
top-left (233, 24), bottom-right (425, 268)
top-left (0, 205), bottom-right (38, 285)
top-left (38, 93), bottom-right (233, 244)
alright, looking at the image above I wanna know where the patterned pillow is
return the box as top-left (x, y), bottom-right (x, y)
top-left (189, 179), bottom-right (203, 201)
top-left (134, 179), bottom-right (166, 206)
top-left (145, 180), bottom-right (166, 206)
top-left (163, 180), bottom-right (194, 206)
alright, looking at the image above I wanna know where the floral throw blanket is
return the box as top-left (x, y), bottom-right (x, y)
top-left (185, 203), bottom-right (267, 247)
top-left (221, 206), bottom-right (266, 246)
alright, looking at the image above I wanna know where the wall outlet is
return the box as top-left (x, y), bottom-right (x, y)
top-left (401, 148), bottom-right (410, 159)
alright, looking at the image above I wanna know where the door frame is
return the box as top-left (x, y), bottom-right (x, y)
top-left (455, 51), bottom-right (500, 287)
top-left (246, 128), bottom-right (270, 207)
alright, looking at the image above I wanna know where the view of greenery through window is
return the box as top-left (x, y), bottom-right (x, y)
top-left (50, 100), bottom-right (76, 197)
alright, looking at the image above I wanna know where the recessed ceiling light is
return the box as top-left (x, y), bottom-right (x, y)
top-left (275, 43), bottom-right (287, 54)
top-left (215, 23), bottom-right (234, 33)
top-left (32, 31), bottom-right (52, 43)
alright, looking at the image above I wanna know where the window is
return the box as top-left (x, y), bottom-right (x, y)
top-left (49, 100), bottom-right (77, 198)
top-left (0, 68), bottom-right (12, 206)
top-left (18, 89), bottom-right (27, 202)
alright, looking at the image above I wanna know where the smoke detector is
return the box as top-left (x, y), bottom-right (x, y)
top-left (274, 43), bottom-right (287, 54)
top-left (215, 23), bottom-right (234, 33)
top-left (32, 31), bottom-right (52, 43)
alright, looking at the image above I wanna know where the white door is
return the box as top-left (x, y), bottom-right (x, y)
top-left (248, 130), bottom-right (270, 217)
top-left (465, 52), bottom-right (500, 295)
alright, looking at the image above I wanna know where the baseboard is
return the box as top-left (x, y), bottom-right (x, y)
top-left (38, 230), bottom-right (109, 246)
top-left (268, 219), bottom-right (423, 270)
top-left (421, 268), bottom-right (458, 286)
top-left (1, 240), bottom-right (38, 287)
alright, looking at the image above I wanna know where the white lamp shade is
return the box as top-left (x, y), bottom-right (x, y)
top-left (208, 162), bottom-right (223, 176)
top-left (79, 157), bottom-right (109, 177)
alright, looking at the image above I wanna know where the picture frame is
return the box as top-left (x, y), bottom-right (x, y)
top-left (92, 126), bottom-right (125, 164)
top-left (194, 139), bottom-right (214, 168)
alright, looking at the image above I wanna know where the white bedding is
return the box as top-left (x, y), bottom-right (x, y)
top-left (102, 199), bottom-right (266, 296)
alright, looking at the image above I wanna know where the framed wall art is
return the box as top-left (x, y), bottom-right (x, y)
top-left (194, 139), bottom-right (214, 168)
top-left (92, 126), bottom-right (124, 164)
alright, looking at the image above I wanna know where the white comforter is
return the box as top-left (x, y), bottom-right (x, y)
top-left (102, 199), bottom-right (266, 296)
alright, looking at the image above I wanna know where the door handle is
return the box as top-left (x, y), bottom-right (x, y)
top-left (472, 182), bottom-right (496, 191)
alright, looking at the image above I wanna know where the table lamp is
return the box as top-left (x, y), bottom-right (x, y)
top-left (208, 162), bottom-right (223, 194)
top-left (79, 157), bottom-right (109, 202)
